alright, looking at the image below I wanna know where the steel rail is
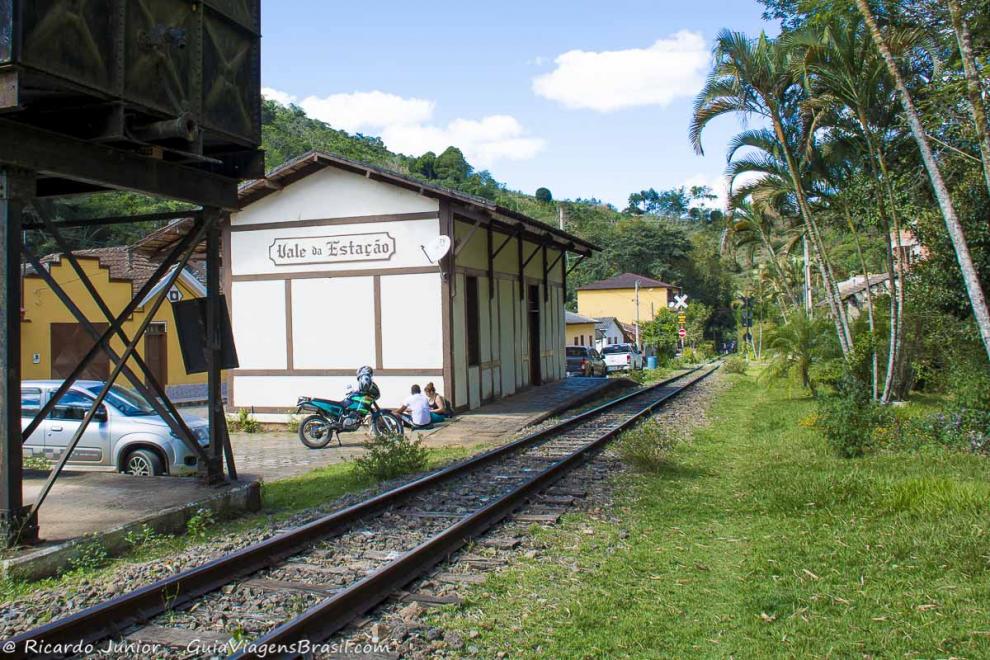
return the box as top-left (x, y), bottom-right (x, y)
top-left (232, 364), bottom-right (720, 659)
top-left (4, 365), bottom-right (711, 657)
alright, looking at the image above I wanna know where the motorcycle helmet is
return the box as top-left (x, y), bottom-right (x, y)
top-left (356, 366), bottom-right (374, 394)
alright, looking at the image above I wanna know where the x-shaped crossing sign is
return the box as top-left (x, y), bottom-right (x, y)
top-left (670, 294), bottom-right (689, 310)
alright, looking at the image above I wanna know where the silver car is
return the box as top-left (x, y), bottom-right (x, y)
top-left (20, 380), bottom-right (210, 477)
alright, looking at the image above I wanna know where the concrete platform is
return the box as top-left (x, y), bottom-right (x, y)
top-left (4, 473), bottom-right (260, 580)
top-left (416, 376), bottom-right (631, 448)
top-left (2, 376), bottom-right (627, 581)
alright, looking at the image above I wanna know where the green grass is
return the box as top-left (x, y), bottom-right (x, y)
top-left (431, 373), bottom-right (990, 658)
top-left (0, 445), bottom-right (473, 603)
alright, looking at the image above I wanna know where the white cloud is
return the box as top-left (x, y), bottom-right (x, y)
top-left (298, 90), bottom-right (435, 134)
top-left (261, 87), bottom-right (297, 106)
top-left (265, 88), bottom-right (544, 168)
top-left (532, 31), bottom-right (709, 112)
top-left (383, 115), bottom-right (545, 168)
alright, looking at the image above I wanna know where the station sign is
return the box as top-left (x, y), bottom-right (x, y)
top-left (269, 232), bottom-right (396, 266)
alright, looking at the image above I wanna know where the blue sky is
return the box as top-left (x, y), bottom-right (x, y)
top-left (261, 1), bottom-right (773, 209)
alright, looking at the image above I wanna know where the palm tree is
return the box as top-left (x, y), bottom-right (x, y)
top-left (946, 0), bottom-right (990, 199)
top-left (725, 198), bottom-right (800, 312)
top-left (856, 0), bottom-right (990, 362)
top-left (789, 13), bottom-right (936, 401)
top-left (763, 312), bottom-right (839, 396)
top-left (691, 31), bottom-right (854, 356)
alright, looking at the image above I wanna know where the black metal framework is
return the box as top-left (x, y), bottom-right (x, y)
top-left (0, 174), bottom-right (238, 547)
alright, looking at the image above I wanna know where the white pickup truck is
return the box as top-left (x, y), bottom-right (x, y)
top-left (601, 343), bottom-right (644, 371)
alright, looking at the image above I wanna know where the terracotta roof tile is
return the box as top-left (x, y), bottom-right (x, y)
top-left (577, 273), bottom-right (677, 291)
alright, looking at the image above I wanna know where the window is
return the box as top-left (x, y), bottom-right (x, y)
top-left (50, 390), bottom-right (95, 421)
top-left (579, 334), bottom-right (584, 346)
top-left (465, 276), bottom-right (481, 367)
top-left (21, 388), bottom-right (42, 417)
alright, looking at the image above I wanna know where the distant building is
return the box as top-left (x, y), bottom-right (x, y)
top-left (835, 273), bottom-right (892, 320)
top-left (891, 229), bottom-right (928, 271)
top-left (21, 246), bottom-right (207, 390)
top-left (565, 311), bottom-right (598, 347)
top-left (593, 316), bottom-right (631, 351)
top-left (576, 273), bottom-right (680, 326)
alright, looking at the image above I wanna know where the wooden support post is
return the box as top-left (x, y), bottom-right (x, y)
top-left (542, 243), bottom-right (549, 303)
top-left (439, 200), bottom-right (456, 408)
top-left (517, 232), bottom-right (525, 301)
top-left (487, 225), bottom-right (495, 299)
top-left (0, 168), bottom-right (37, 546)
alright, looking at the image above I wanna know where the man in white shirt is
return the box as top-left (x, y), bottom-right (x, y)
top-left (395, 384), bottom-right (432, 427)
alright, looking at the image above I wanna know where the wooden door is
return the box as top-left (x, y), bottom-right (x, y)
top-left (145, 323), bottom-right (168, 387)
top-left (50, 323), bottom-right (109, 380)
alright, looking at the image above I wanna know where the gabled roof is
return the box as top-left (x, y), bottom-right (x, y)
top-left (31, 246), bottom-right (205, 301)
top-left (237, 151), bottom-right (598, 256)
top-left (565, 311), bottom-right (597, 325)
top-left (577, 273), bottom-right (676, 291)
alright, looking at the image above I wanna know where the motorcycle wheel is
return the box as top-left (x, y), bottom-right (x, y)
top-left (299, 414), bottom-right (333, 449)
top-left (371, 412), bottom-right (404, 438)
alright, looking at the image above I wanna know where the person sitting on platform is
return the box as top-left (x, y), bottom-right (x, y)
top-left (395, 384), bottom-right (432, 428)
top-left (424, 382), bottom-right (452, 421)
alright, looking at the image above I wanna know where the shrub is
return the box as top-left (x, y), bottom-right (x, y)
top-left (68, 538), bottom-right (110, 573)
top-left (723, 356), bottom-right (747, 374)
top-left (124, 524), bottom-right (168, 551)
top-left (817, 372), bottom-right (890, 458)
top-left (353, 433), bottom-right (429, 481)
top-left (230, 408), bottom-right (261, 433)
top-left (286, 415), bottom-right (301, 433)
top-left (186, 507), bottom-right (216, 540)
top-left (23, 454), bottom-right (50, 471)
top-left (617, 422), bottom-right (680, 472)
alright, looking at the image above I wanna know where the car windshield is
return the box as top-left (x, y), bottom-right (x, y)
top-left (566, 347), bottom-right (589, 357)
top-left (82, 384), bottom-right (156, 417)
top-left (602, 345), bottom-right (631, 354)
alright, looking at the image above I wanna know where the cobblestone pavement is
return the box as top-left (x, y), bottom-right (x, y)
top-left (225, 377), bottom-right (623, 481)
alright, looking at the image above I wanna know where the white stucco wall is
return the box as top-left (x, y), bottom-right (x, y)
top-left (234, 167), bottom-right (439, 225)
top-left (232, 280), bottom-right (286, 369)
top-left (380, 273), bottom-right (443, 369)
top-left (291, 277), bottom-right (377, 369)
top-left (234, 375), bottom-right (446, 410)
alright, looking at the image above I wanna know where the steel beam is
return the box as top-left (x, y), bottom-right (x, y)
top-left (27, 211), bottom-right (208, 461)
top-left (206, 213), bottom-right (234, 482)
top-left (0, 168), bottom-right (38, 547)
top-left (0, 120), bottom-right (239, 210)
top-left (20, 248), bottom-right (210, 469)
top-left (28, 218), bottom-right (212, 518)
top-left (21, 221), bottom-right (205, 441)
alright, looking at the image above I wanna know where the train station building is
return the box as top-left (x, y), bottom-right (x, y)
top-left (222, 152), bottom-right (597, 418)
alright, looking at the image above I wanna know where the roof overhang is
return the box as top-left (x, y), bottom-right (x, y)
top-left (238, 151), bottom-right (598, 257)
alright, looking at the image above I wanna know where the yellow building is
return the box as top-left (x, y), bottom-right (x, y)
top-left (565, 311), bottom-right (598, 347)
top-left (21, 246), bottom-right (207, 393)
top-left (576, 273), bottom-right (679, 326)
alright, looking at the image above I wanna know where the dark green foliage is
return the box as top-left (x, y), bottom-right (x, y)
top-left (353, 433), bottom-right (429, 481)
top-left (535, 187), bottom-right (553, 203)
top-left (617, 421), bottom-right (680, 473)
top-left (817, 373), bottom-right (891, 458)
top-left (640, 308), bottom-right (679, 360)
top-left (434, 146), bottom-right (471, 182)
top-left (410, 151), bottom-right (437, 179)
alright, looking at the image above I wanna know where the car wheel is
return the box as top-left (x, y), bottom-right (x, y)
top-left (124, 448), bottom-right (165, 476)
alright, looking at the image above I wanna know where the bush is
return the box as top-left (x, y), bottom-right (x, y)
top-left (353, 433), bottom-right (429, 481)
top-left (817, 373), bottom-right (891, 458)
top-left (286, 415), bottom-right (300, 434)
top-left (229, 408), bottom-right (261, 433)
top-left (617, 421), bottom-right (680, 472)
top-left (186, 507), bottom-right (216, 540)
top-left (723, 356), bottom-right (747, 374)
top-left (68, 538), bottom-right (110, 573)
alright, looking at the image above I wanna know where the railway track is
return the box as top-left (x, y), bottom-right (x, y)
top-left (5, 364), bottom-right (719, 659)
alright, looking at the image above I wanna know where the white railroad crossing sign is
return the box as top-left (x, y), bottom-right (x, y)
top-left (670, 294), bottom-right (689, 310)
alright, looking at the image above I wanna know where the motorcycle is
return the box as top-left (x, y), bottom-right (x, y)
top-left (295, 387), bottom-right (404, 449)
